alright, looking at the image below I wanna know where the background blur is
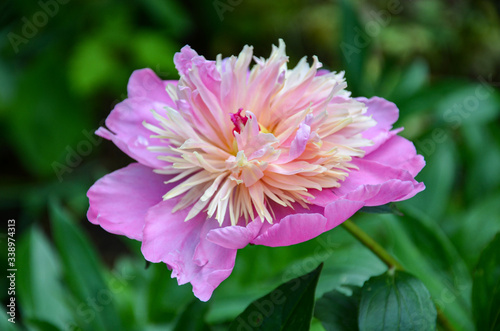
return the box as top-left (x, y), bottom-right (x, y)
top-left (1, 0), bottom-right (500, 330)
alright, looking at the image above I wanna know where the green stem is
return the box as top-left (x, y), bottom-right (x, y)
top-left (341, 219), bottom-right (455, 331)
top-left (341, 219), bottom-right (404, 270)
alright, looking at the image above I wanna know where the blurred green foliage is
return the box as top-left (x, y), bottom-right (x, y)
top-left (1, 0), bottom-right (500, 330)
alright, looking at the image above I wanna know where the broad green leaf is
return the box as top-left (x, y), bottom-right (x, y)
top-left (314, 286), bottom-right (361, 331)
top-left (16, 226), bottom-right (73, 330)
top-left (355, 212), bottom-right (473, 331)
top-left (228, 263), bottom-right (323, 331)
top-left (358, 270), bottom-right (437, 331)
top-left (49, 199), bottom-right (123, 331)
top-left (209, 229), bottom-right (385, 324)
top-left (472, 232), bottom-right (500, 331)
top-left (173, 300), bottom-right (211, 331)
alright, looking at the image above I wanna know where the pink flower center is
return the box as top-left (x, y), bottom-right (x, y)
top-left (230, 108), bottom-right (249, 134)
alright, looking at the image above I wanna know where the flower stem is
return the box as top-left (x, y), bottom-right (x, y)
top-left (341, 219), bottom-right (456, 331)
top-left (341, 219), bottom-right (404, 270)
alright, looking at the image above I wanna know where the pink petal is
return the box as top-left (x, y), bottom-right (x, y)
top-left (324, 199), bottom-right (366, 229)
top-left (310, 158), bottom-right (424, 207)
top-left (364, 135), bottom-right (425, 177)
top-left (97, 97), bottom-right (171, 168)
top-left (342, 179), bottom-right (424, 206)
top-left (174, 45), bottom-right (199, 76)
top-left (97, 69), bottom-right (177, 168)
top-left (141, 198), bottom-right (236, 301)
top-left (128, 68), bottom-right (177, 106)
top-left (206, 218), bottom-right (266, 249)
top-left (86, 163), bottom-right (167, 241)
top-left (338, 158), bottom-right (422, 193)
top-left (249, 200), bottom-right (364, 247)
top-left (251, 213), bottom-right (328, 247)
top-left (357, 97), bottom-right (400, 154)
top-left (288, 121), bottom-right (311, 161)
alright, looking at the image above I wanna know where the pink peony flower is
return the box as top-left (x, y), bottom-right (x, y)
top-left (87, 40), bottom-right (425, 301)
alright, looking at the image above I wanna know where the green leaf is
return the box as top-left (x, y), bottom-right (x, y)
top-left (209, 227), bottom-right (387, 325)
top-left (16, 226), bottom-right (73, 330)
top-left (173, 300), bottom-right (211, 331)
top-left (314, 286), bottom-right (361, 331)
top-left (49, 199), bottom-right (123, 331)
top-left (358, 270), bottom-right (437, 331)
top-left (472, 232), bottom-right (500, 331)
top-left (356, 211), bottom-right (473, 331)
top-left (229, 263), bottom-right (323, 331)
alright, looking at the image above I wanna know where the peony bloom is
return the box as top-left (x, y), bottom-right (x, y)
top-left (87, 40), bottom-right (425, 301)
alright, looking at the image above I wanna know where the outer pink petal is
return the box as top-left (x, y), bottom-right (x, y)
top-left (141, 199), bottom-right (236, 302)
top-left (127, 68), bottom-right (177, 105)
top-left (357, 97), bottom-right (400, 154)
top-left (251, 213), bottom-right (328, 247)
top-left (341, 179), bottom-right (422, 206)
top-left (249, 200), bottom-right (364, 247)
top-left (97, 69), bottom-right (178, 168)
top-left (206, 219), bottom-right (265, 249)
top-left (97, 97), bottom-right (171, 169)
top-left (86, 163), bottom-right (167, 241)
top-left (364, 135), bottom-right (425, 177)
top-left (323, 200), bottom-right (366, 229)
top-left (311, 158), bottom-right (424, 207)
top-left (249, 202), bottom-right (324, 247)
